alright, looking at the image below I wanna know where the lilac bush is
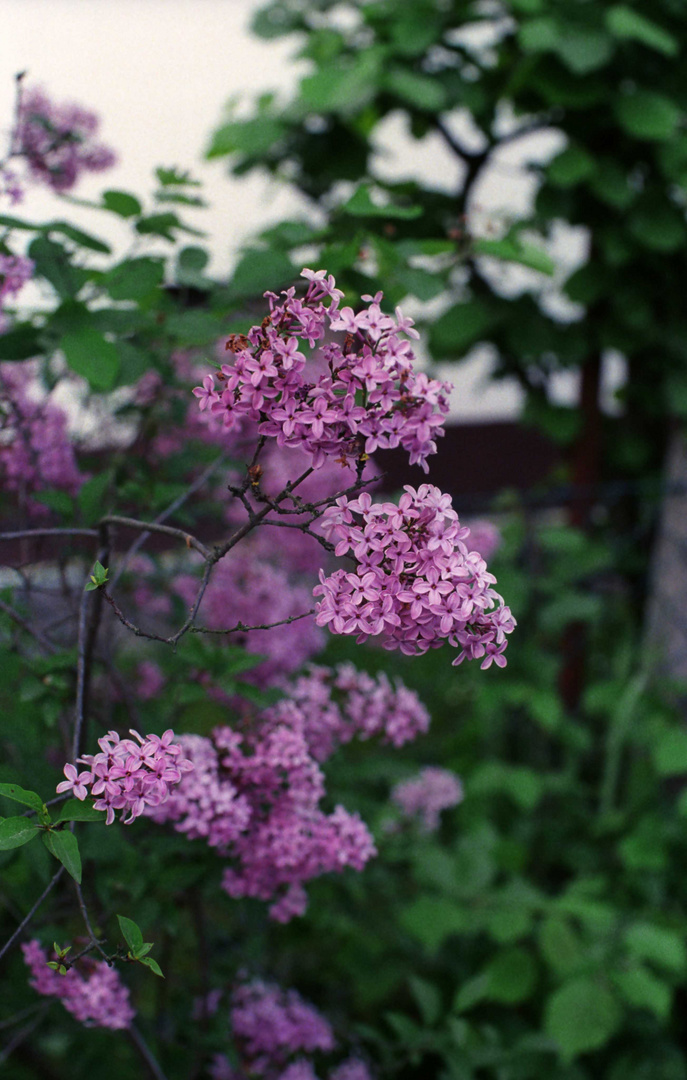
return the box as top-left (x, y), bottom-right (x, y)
top-left (0, 82), bottom-right (515, 1080)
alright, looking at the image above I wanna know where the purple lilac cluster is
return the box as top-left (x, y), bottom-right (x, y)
top-left (284, 662), bottom-right (429, 761)
top-left (392, 767), bottom-right (464, 832)
top-left (315, 485), bottom-right (516, 668)
top-left (22, 940), bottom-right (135, 1030)
top-left (0, 253), bottom-right (34, 333)
top-left (208, 980), bottom-right (373, 1080)
top-left (193, 269), bottom-right (451, 472)
top-left (14, 85), bottom-right (116, 192)
top-left (172, 551), bottom-right (324, 685)
top-left (465, 518), bottom-right (502, 562)
top-left (0, 166), bottom-right (23, 205)
top-left (0, 363), bottom-right (84, 513)
top-left (146, 710), bottom-right (376, 922)
top-left (57, 728), bottom-right (194, 825)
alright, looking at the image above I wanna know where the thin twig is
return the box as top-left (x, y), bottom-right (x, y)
top-left (102, 515), bottom-right (211, 560)
top-left (191, 608), bottom-right (315, 635)
top-left (0, 527), bottom-right (99, 542)
top-left (0, 1004), bottom-right (50, 1067)
top-left (0, 866), bottom-right (64, 964)
top-left (128, 1024), bottom-right (170, 1080)
top-left (110, 452), bottom-right (226, 588)
top-left (72, 526), bottom-right (110, 761)
top-left (74, 881), bottom-right (109, 962)
top-left (0, 596), bottom-right (57, 653)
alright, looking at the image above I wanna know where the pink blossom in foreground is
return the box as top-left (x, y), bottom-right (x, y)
top-left (22, 939), bottom-right (134, 1030)
top-left (146, 712), bottom-right (376, 921)
top-left (194, 269), bottom-right (451, 473)
top-left (57, 728), bottom-right (193, 825)
top-left (392, 767), bottom-right (464, 832)
top-left (314, 484), bottom-right (515, 668)
top-left (14, 85), bottom-right (116, 192)
top-left (145, 663), bottom-right (429, 917)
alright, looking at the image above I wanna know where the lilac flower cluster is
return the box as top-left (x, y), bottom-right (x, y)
top-left (230, 980), bottom-right (335, 1074)
top-left (0, 253), bottom-right (35, 333)
top-left (392, 767), bottom-right (464, 832)
top-left (315, 485), bottom-right (516, 668)
top-left (208, 980), bottom-right (373, 1080)
top-left (172, 550), bottom-right (324, 685)
top-left (194, 269), bottom-right (451, 472)
top-left (14, 85), bottom-right (116, 192)
top-left (284, 662), bottom-right (429, 761)
top-left (57, 728), bottom-right (193, 825)
top-left (22, 940), bottom-right (135, 1030)
top-left (465, 518), bottom-right (502, 562)
top-left (0, 363), bottom-right (84, 513)
top-left (145, 662), bottom-right (430, 918)
top-left (0, 166), bottom-right (23, 205)
top-left (146, 710), bottom-right (376, 922)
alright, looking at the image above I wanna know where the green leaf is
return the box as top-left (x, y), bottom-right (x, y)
top-left (138, 956), bottom-right (164, 978)
top-left (652, 728), bottom-right (687, 775)
top-left (104, 257), bottom-right (164, 301)
top-left (165, 311), bottom-right (226, 345)
top-left (28, 235), bottom-right (81, 299)
top-left (117, 914), bottom-right (144, 954)
top-left (605, 6), bottom-right (679, 56)
top-left (473, 236), bottom-right (555, 275)
top-left (400, 896), bottom-right (468, 952)
top-left (485, 947), bottom-right (538, 1004)
top-left (556, 29), bottom-right (614, 73)
top-left (544, 977), bottom-right (621, 1060)
top-left (453, 972), bottom-right (489, 1013)
top-left (0, 817), bottom-right (39, 850)
top-left (47, 221), bottom-right (111, 254)
top-left (176, 246), bottom-right (211, 289)
top-left (54, 799), bottom-right (106, 824)
top-left (342, 184), bottom-right (422, 220)
top-left (615, 91), bottom-right (681, 141)
top-left (383, 67), bottom-right (447, 111)
top-left (628, 202), bottom-right (686, 253)
top-left (229, 249), bottom-right (294, 299)
top-left (78, 472), bottom-right (112, 523)
top-left (408, 976), bottom-right (442, 1026)
top-left (155, 166), bottom-right (201, 188)
top-left (0, 323), bottom-right (44, 360)
top-left (429, 300), bottom-right (498, 357)
top-left (547, 145), bottom-right (597, 188)
top-left (299, 48), bottom-right (384, 115)
top-left (624, 922), bottom-right (686, 973)
top-left (33, 490), bottom-right (74, 516)
top-left (539, 916), bottom-right (583, 976)
top-left (206, 117), bottom-right (286, 159)
top-left (102, 190), bottom-right (143, 218)
top-left (612, 964), bottom-right (672, 1020)
top-left (519, 17), bottom-right (559, 52)
top-left (42, 830), bottom-right (82, 883)
top-left (0, 783), bottom-right (44, 812)
top-left (61, 327), bottom-right (120, 391)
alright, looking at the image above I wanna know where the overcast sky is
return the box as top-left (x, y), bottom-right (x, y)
top-left (1, 0), bottom-right (606, 420)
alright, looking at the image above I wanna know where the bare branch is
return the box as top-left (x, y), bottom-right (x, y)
top-left (0, 866), bottom-right (65, 963)
top-left (102, 516), bottom-right (211, 561)
top-left (0, 596), bottom-right (57, 653)
top-left (191, 608), bottom-right (315, 636)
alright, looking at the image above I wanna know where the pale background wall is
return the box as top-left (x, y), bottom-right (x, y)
top-left (1, 0), bottom-right (618, 420)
